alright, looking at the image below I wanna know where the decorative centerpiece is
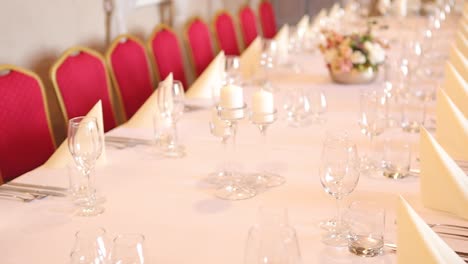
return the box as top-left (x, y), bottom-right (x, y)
top-left (319, 28), bottom-right (386, 84)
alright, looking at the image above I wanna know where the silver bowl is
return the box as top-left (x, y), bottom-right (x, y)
top-left (330, 68), bottom-right (378, 85)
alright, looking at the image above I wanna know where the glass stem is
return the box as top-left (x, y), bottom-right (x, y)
top-left (335, 197), bottom-right (342, 229)
top-left (85, 167), bottom-right (95, 210)
top-left (260, 125), bottom-right (268, 173)
top-left (171, 119), bottom-right (178, 147)
top-left (221, 136), bottom-right (228, 174)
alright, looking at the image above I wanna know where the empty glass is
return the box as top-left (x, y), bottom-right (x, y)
top-left (206, 107), bottom-right (232, 185)
top-left (306, 88), bottom-right (327, 124)
top-left (258, 39), bottom-right (278, 91)
top-left (348, 201), bottom-right (385, 257)
top-left (68, 116), bottom-right (104, 216)
top-left (319, 131), bottom-right (360, 246)
top-left (358, 89), bottom-right (387, 172)
top-left (244, 207), bottom-right (302, 264)
top-left (157, 80), bottom-right (185, 158)
top-left (284, 87), bottom-right (312, 127)
top-left (382, 137), bottom-right (411, 179)
top-left (70, 227), bottom-right (108, 264)
top-left (109, 234), bottom-right (146, 264)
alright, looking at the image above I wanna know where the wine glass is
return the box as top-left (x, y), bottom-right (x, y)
top-left (206, 107), bottom-right (232, 185)
top-left (109, 234), bottom-right (146, 264)
top-left (258, 39), bottom-right (278, 92)
top-left (319, 131), bottom-right (360, 246)
top-left (68, 116), bottom-right (104, 216)
top-left (70, 227), bottom-right (108, 264)
top-left (244, 207), bottom-right (302, 264)
top-left (157, 80), bottom-right (185, 158)
top-left (284, 87), bottom-right (312, 127)
top-left (358, 89), bottom-right (387, 172)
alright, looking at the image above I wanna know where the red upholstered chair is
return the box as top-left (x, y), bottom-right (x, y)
top-left (184, 17), bottom-right (215, 77)
top-left (51, 47), bottom-right (119, 132)
top-left (106, 35), bottom-right (154, 120)
top-left (238, 5), bottom-right (259, 47)
top-left (0, 65), bottom-right (56, 182)
top-left (259, 0), bottom-right (277, 39)
top-left (213, 10), bottom-right (241, 56)
top-left (148, 24), bottom-right (188, 89)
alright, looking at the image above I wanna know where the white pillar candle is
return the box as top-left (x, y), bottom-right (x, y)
top-left (252, 89), bottom-right (274, 113)
top-left (220, 84), bottom-right (244, 108)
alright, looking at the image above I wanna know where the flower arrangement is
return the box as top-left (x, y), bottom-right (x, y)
top-left (319, 30), bottom-right (386, 75)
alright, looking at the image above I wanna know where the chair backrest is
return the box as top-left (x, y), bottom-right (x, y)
top-left (259, 0), bottom-right (277, 39)
top-left (106, 35), bottom-right (154, 120)
top-left (238, 5), bottom-right (259, 48)
top-left (185, 17), bottom-right (215, 77)
top-left (148, 24), bottom-right (188, 89)
top-left (0, 65), bottom-right (56, 182)
top-left (213, 10), bottom-right (241, 56)
top-left (51, 47), bottom-right (118, 132)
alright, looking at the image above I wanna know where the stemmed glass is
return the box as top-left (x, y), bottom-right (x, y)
top-left (249, 99), bottom-right (285, 189)
top-left (358, 89), bottom-right (387, 172)
top-left (70, 227), bottom-right (108, 264)
top-left (68, 116), bottom-right (104, 216)
top-left (319, 131), bottom-right (360, 246)
top-left (157, 80), bottom-right (185, 158)
top-left (109, 234), bottom-right (146, 264)
top-left (244, 207), bottom-right (302, 264)
top-left (284, 87), bottom-right (312, 127)
top-left (224, 55), bottom-right (242, 85)
top-left (206, 107), bottom-right (232, 185)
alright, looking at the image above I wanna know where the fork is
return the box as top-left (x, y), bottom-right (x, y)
top-left (0, 193), bottom-right (35, 202)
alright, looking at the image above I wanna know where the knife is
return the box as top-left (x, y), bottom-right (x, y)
top-left (105, 136), bottom-right (153, 145)
top-left (0, 186), bottom-right (67, 197)
top-left (7, 182), bottom-right (68, 192)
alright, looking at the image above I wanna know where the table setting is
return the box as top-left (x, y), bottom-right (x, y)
top-left (1, 1), bottom-right (468, 263)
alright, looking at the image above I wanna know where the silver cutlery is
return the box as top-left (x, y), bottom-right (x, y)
top-left (6, 182), bottom-right (68, 192)
top-left (0, 186), bottom-right (66, 197)
top-left (430, 223), bottom-right (468, 241)
top-left (0, 192), bottom-right (35, 202)
top-left (105, 136), bottom-right (153, 146)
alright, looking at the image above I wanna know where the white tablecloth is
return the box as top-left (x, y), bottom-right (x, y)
top-left (1, 34), bottom-right (467, 264)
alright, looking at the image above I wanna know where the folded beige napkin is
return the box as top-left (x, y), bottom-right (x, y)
top-left (436, 89), bottom-right (468, 160)
top-left (328, 3), bottom-right (340, 17)
top-left (311, 9), bottom-right (327, 29)
top-left (122, 73), bottom-right (173, 129)
top-left (420, 127), bottom-right (468, 220)
top-left (185, 51), bottom-right (225, 99)
top-left (43, 101), bottom-right (107, 168)
top-left (444, 62), bottom-right (468, 118)
top-left (397, 196), bottom-right (465, 263)
top-left (456, 32), bottom-right (468, 57)
top-left (296, 15), bottom-right (309, 34)
top-left (240, 37), bottom-right (261, 79)
top-left (449, 45), bottom-right (468, 83)
top-left (275, 25), bottom-right (289, 65)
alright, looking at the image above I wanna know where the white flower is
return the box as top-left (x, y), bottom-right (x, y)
top-left (364, 41), bottom-right (385, 65)
top-left (378, 0), bottom-right (391, 14)
top-left (324, 49), bottom-right (337, 64)
top-left (350, 50), bottom-right (366, 64)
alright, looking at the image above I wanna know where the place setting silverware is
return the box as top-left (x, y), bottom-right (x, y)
top-left (429, 223), bottom-right (468, 241)
top-left (0, 191), bottom-right (35, 203)
top-left (0, 185), bottom-right (66, 197)
top-left (105, 136), bottom-right (153, 148)
top-left (6, 182), bottom-right (68, 192)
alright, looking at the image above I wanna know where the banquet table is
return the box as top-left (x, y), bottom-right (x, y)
top-left (2, 23), bottom-right (467, 264)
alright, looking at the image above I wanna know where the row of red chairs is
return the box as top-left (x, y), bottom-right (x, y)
top-left (0, 1), bottom-right (277, 182)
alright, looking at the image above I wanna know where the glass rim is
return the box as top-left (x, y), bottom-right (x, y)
top-left (113, 233), bottom-right (146, 244)
top-left (69, 116), bottom-right (98, 126)
top-left (75, 227), bottom-right (106, 238)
